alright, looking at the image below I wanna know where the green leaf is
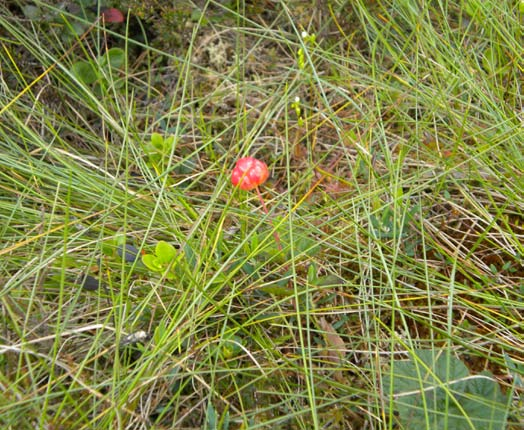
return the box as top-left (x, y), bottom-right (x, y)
top-left (239, 261), bottom-right (257, 277)
top-left (155, 241), bottom-right (177, 264)
top-left (183, 243), bottom-right (197, 269)
top-left (191, 8), bottom-right (209, 25)
top-left (221, 335), bottom-right (243, 359)
top-left (455, 371), bottom-right (508, 429)
top-left (100, 239), bottom-right (117, 257)
top-left (163, 135), bottom-right (175, 151)
top-left (151, 133), bottom-right (164, 151)
top-left (141, 254), bottom-right (163, 272)
top-left (259, 224), bottom-right (319, 262)
top-left (385, 350), bottom-right (509, 430)
top-left (71, 61), bottom-right (98, 85)
top-left (92, 82), bottom-right (103, 97)
top-left (295, 233), bottom-right (319, 256)
top-left (250, 231), bottom-right (259, 251)
top-left (70, 21), bottom-right (88, 36)
top-left (206, 402), bottom-right (217, 429)
top-left (22, 5), bottom-right (42, 20)
top-left (105, 47), bottom-right (125, 69)
top-left (465, 371), bottom-right (504, 399)
top-left (307, 263), bottom-right (317, 284)
top-left (165, 271), bottom-right (177, 281)
top-left (419, 350), bottom-right (469, 390)
top-left (259, 285), bottom-right (294, 297)
top-left (504, 353), bottom-right (524, 387)
top-left (482, 46), bottom-right (498, 73)
top-left (313, 274), bottom-right (345, 287)
top-left (152, 320), bottom-right (168, 344)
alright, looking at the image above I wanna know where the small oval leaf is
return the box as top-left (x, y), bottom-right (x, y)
top-left (106, 47), bottom-right (125, 68)
top-left (71, 61), bottom-right (98, 85)
top-left (141, 254), bottom-right (163, 272)
top-left (155, 241), bottom-right (177, 264)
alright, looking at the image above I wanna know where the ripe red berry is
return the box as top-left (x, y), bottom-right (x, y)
top-left (231, 157), bottom-right (269, 191)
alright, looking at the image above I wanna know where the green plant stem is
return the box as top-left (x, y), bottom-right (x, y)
top-left (256, 186), bottom-right (282, 251)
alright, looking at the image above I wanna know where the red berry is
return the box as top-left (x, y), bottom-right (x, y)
top-left (231, 157), bottom-right (269, 191)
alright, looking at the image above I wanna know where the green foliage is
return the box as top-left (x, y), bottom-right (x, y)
top-left (231, 223), bottom-right (321, 296)
top-left (123, 0), bottom-right (242, 50)
top-left (219, 334), bottom-right (243, 360)
top-left (481, 44), bottom-right (510, 76)
top-left (100, 235), bottom-right (141, 264)
top-left (297, 31), bottom-right (317, 70)
top-left (141, 240), bottom-right (180, 279)
top-left (99, 47), bottom-right (126, 69)
top-left (290, 96), bottom-right (304, 126)
top-left (256, 221), bottom-right (320, 263)
top-left (384, 350), bottom-right (509, 430)
top-left (504, 353), bottom-right (524, 388)
top-left (152, 320), bottom-right (169, 345)
top-left (141, 132), bottom-right (177, 175)
top-left (70, 60), bottom-right (98, 85)
top-left (2, 0), bottom-right (523, 428)
top-left (206, 402), bottom-right (230, 430)
top-left (70, 47), bottom-right (126, 94)
top-left (22, 0), bottom-right (114, 41)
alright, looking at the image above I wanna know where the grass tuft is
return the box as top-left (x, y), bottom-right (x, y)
top-left (1, 1), bottom-right (522, 428)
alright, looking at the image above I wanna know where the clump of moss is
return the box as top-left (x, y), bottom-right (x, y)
top-left (120, 0), bottom-right (203, 51)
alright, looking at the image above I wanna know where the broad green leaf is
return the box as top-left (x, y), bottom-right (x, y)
top-left (504, 353), bottom-right (524, 387)
top-left (106, 47), bottom-right (125, 69)
top-left (155, 241), bottom-right (177, 264)
top-left (418, 349), bottom-right (469, 391)
top-left (460, 371), bottom-right (508, 429)
top-left (385, 350), bottom-right (509, 430)
top-left (153, 320), bottom-right (168, 344)
top-left (22, 5), bottom-right (41, 20)
top-left (220, 335), bottom-right (243, 359)
top-left (141, 254), bottom-right (163, 272)
top-left (165, 271), bottom-right (177, 280)
top-left (100, 239), bottom-right (117, 257)
top-left (151, 133), bottom-right (164, 151)
top-left (71, 61), bottom-right (97, 85)
top-left (250, 231), bottom-right (259, 251)
top-left (295, 233), bottom-right (319, 256)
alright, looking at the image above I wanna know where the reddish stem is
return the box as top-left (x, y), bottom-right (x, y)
top-left (256, 186), bottom-right (282, 251)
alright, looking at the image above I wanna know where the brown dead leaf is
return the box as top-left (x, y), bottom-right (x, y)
top-left (318, 317), bottom-right (346, 382)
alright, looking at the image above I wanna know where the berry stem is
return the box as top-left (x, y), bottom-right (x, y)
top-left (256, 186), bottom-right (282, 251)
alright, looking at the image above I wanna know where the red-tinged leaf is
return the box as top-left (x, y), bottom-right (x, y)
top-left (101, 8), bottom-right (124, 23)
